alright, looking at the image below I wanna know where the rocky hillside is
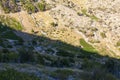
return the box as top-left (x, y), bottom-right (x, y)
top-left (0, 0), bottom-right (120, 57)
top-left (0, 0), bottom-right (120, 80)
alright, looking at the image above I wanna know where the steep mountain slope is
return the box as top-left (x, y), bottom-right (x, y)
top-left (0, 0), bottom-right (120, 80)
top-left (0, 0), bottom-right (119, 57)
top-left (0, 22), bottom-right (120, 80)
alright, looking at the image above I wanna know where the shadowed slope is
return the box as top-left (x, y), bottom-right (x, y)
top-left (0, 23), bottom-right (120, 80)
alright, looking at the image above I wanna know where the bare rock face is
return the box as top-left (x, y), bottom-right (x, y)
top-left (49, 5), bottom-right (89, 28)
top-left (48, 0), bottom-right (120, 56)
top-left (84, 0), bottom-right (120, 56)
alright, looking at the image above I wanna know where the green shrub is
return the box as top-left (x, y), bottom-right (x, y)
top-left (81, 70), bottom-right (117, 80)
top-left (0, 52), bottom-right (19, 62)
top-left (0, 69), bottom-right (40, 80)
top-left (51, 69), bottom-right (74, 80)
top-left (116, 41), bottom-right (120, 47)
top-left (100, 32), bottom-right (106, 38)
top-left (50, 22), bottom-right (58, 27)
top-left (0, 15), bottom-right (23, 30)
top-left (37, 2), bottom-right (46, 11)
top-left (36, 54), bottom-right (45, 65)
top-left (81, 58), bottom-right (94, 70)
top-left (24, 2), bottom-right (36, 13)
top-left (56, 49), bottom-right (75, 57)
top-left (19, 49), bottom-right (35, 63)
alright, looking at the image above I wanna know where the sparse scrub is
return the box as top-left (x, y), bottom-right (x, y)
top-left (100, 32), bottom-right (106, 38)
top-left (50, 22), bottom-right (58, 27)
top-left (116, 41), bottom-right (120, 47)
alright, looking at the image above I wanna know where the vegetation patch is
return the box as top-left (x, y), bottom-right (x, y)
top-left (0, 15), bottom-right (23, 30)
top-left (0, 22), bottom-right (23, 41)
top-left (116, 41), bottom-right (120, 47)
top-left (80, 39), bottom-right (97, 52)
top-left (56, 49), bottom-right (75, 57)
top-left (0, 69), bottom-right (40, 80)
top-left (51, 69), bottom-right (74, 80)
top-left (0, 0), bottom-right (47, 13)
top-left (81, 9), bottom-right (99, 21)
top-left (100, 32), bottom-right (106, 38)
top-left (37, 2), bottom-right (46, 11)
